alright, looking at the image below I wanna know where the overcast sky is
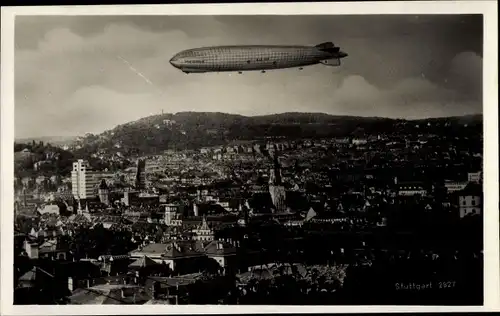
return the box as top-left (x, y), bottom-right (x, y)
top-left (15, 15), bottom-right (483, 138)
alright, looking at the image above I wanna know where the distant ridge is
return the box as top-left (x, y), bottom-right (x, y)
top-left (15, 135), bottom-right (78, 145)
top-left (17, 112), bottom-right (482, 140)
top-left (52, 111), bottom-right (480, 155)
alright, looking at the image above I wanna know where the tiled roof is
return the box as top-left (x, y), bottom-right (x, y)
top-left (128, 255), bottom-right (158, 268)
top-left (162, 240), bottom-right (205, 258)
top-left (133, 243), bottom-right (169, 255)
top-left (98, 254), bottom-right (130, 261)
top-left (68, 214), bottom-right (91, 223)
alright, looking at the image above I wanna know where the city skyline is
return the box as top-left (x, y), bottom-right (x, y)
top-left (15, 15), bottom-right (483, 138)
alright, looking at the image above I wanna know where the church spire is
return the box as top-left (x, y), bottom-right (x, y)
top-left (269, 154), bottom-right (282, 185)
top-left (200, 214), bottom-right (210, 230)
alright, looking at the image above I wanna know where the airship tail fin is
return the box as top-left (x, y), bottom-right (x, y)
top-left (315, 42), bottom-right (340, 53)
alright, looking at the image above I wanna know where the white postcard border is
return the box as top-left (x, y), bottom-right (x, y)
top-left (1, 1), bottom-right (498, 314)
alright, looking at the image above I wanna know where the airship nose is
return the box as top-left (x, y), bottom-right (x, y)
top-left (170, 56), bottom-right (180, 68)
top-left (339, 51), bottom-right (348, 58)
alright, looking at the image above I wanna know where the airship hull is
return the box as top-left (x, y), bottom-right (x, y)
top-left (170, 44), bottom-right (346, 73)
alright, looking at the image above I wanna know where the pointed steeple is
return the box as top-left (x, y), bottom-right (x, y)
top-left (305, 207), bottom-right (317, 221)
top-left (200, 214), bottom-right (210, 230)
top-left (98, 179), bottom-right (108, 190)
top-left (269, 154), bottom-right (282, 185)
top-left (337, 202), bottom-right (344, 212)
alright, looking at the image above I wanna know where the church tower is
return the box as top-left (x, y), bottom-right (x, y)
top-left (269, 155), bottom-right (286, 213)
top-left (98, 179), bottom-right (110, 206)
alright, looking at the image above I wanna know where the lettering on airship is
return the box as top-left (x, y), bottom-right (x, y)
top-left (255, 57), bottom-right (270, 62)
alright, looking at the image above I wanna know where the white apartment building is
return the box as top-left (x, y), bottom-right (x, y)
top-left (71, 159), bottom-right (100, 200)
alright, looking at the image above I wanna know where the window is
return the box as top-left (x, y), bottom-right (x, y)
top-left (472, 200), bottom-right (476, 206)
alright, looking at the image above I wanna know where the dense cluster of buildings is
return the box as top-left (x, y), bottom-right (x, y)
top-left (13, 128), bottom-right (484, 305)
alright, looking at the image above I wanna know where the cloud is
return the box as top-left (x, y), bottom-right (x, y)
top-left (15, 16), bottom-right (483, 138)
top-left (447, 51), bottom-right (483, 100)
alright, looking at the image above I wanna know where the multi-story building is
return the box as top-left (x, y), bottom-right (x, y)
top-left (458, 183), bottom-right (482, 218)
top-left (468, 171), bottom-right (482, 183)
top-left (164, 203), bottom-right (183, 226)
top-left (71, 159), bottom-right (100, 200)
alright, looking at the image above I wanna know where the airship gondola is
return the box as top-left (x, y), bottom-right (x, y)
top-left (170, 42), bottom-right (347, 74)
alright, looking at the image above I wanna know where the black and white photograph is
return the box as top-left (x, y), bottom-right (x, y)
top-left (1, 2), bottom-right (498, 312)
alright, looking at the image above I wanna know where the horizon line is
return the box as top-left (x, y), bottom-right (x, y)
top-left (15, 111), bottom-right (483, 140)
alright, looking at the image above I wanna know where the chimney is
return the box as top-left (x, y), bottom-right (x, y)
top-left (86, 279), bottom-right (91, 288)
top-left (68, 277), bottom-right (74, 292)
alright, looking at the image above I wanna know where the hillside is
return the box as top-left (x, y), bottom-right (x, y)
top-left (71, 112), bottom-right (482, 155)
top-left (74, 112), bottom-right (393, 154)
top-left (14, 142), bottom-right (76, 178)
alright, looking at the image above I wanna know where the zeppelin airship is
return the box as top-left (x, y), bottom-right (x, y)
top-left (169, 42), bottom-right (347, 74)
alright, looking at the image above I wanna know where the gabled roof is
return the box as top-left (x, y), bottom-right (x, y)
top-left (128, 255), bottom-right (157, 268)
top-left (19, 266), bottom-right (55, 283)
top-left (98, 255), bottom-right (130, 262)
top-left (305, 207), bottom-right (317, 221)
top-left (198, 215), bottom-right (211, 230)
top-left (19, 268), bottom-right (37, 282)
